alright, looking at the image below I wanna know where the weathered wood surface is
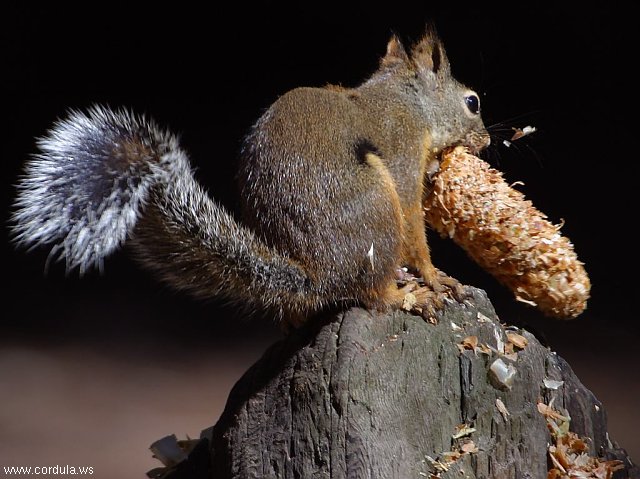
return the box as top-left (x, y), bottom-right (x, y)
top-left (154, 287), bottom-right (638, 478)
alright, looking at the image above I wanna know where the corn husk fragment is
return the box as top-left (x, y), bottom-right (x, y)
top-left (424, 147), bottom-right (590, 319)
top-left (495, 398), bottom-right (510, 420)
top-left (537, 401), bottom-right (624, 478)
top-left (506, 332), bottom-right (528, 350)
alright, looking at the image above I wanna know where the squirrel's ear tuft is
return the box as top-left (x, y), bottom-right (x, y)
top-left (381, 35), bottom-right (410, 68)
top-left (410, 25), bottom-right (450, 76)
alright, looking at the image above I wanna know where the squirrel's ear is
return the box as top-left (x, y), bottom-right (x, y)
top-left (410, 26), bottom-right (450, 77)
top-left (381, 35), bottom-right (410, 68)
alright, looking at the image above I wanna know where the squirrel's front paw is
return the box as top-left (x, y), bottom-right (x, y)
top-left (429, 269), bottom-right (471, 304)
top-left (396, 271), bottom-right (470, 323)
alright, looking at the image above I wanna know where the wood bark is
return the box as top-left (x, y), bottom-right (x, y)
top-left (151, 287), bottom-right (638, 478)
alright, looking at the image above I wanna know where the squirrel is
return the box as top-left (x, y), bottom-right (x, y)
top-left (11, 28), bottom-right (490, 328)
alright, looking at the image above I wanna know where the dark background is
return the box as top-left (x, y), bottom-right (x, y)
top-left (2, 3), bottom-right (638, 476)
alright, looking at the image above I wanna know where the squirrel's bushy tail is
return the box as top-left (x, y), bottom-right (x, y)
top-left (12, 106), bottom-right (316, 316)
top-left (12, 106), bottom-right (161, 273)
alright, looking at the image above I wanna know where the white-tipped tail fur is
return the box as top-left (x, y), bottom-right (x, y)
top-left (12, 106), bottom-right (178, 273)
top-left (11, 106), bottom-right (317, 318)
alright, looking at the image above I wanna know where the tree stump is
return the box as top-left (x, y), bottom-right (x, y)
top-left (149, 287), bottom-right (638, 478)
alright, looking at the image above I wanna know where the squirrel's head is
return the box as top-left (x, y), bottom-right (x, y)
top-left (379, 28), bottom-right (490, 155)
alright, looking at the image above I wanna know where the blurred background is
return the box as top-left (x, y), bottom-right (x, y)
top-left (2, 3), bottom-right (637, 477)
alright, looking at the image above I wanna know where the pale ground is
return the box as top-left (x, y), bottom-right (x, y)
top-left (0, 341), bottom-right (637, 478)
top-left (0, 344), bottom-right (268, 478)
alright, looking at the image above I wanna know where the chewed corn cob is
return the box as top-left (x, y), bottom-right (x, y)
top-left (424, 146), bottom-right (590, 319)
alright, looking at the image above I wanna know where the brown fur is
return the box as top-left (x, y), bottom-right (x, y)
top-left (234, 30), bottom-right (489, 324)
top-left (14, 29), bottom-right (490, 328)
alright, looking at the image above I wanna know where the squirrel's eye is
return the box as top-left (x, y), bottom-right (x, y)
top-left (464, 93), bottom-right (480, 115)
